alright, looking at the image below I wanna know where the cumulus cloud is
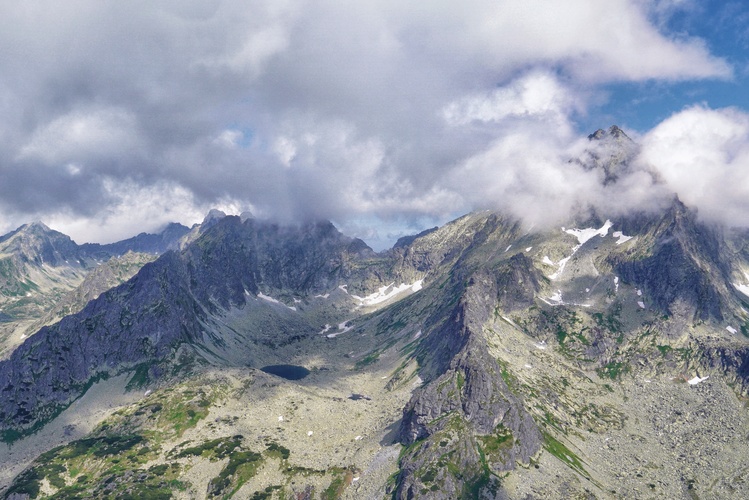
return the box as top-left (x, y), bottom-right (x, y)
top-left (639, 105), bottom-right (749, 226)
top-left (439, 79), bottom-right (672, 230)
top-left (18, 107), bottom-right (143, 167)
top-left (442, 71), bottom-right (586, 128)
top-left (0, 0), bottom-right (738, 245)
top-left (43, 179), bottom-right (247, 245)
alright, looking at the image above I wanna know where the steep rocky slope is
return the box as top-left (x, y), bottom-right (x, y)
top-left (25, 252), bottom-right (159, 333)
top-left (0, 222), bottom-right (190, 361)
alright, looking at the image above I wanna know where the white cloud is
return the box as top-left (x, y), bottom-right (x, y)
top-left (45, 179), bottom-right (249, 244)
top-left (213, 129), bottom-right (244, 148)
top-left (0, 0), bottom-right (737, 245)
top-left (272, 136), bottom-right (297, 167)
top-left (444, 127), bottom-right (598, 228)
top-left (392, 0), bottom-right (729, 82)
top-left (17, 107), bottom-right (142, 165)
top-left (443, 71), bottom-right (585, 127)
top-left (228, 24), bottom-right (290, 76)
top-left (66, 163), bottom-right (82, 176)
top-left (640, 105), bottom-right (749, 226)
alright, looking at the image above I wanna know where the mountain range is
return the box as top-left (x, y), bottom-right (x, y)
top-left (1, 128), bottom-right (749, 499)
top-left (0, 220), bottom-right (189, 362)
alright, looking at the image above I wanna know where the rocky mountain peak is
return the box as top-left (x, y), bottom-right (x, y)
top-left (577, 124), bottom-right (639, 185)
top-left (202, 209), bottom-right (227, 225)
top-left (612, 196), bottom-right (734, 321)
top-left (2, 221), bottom-right (56, 242)
top-left (588, 124), bottom-right (631, 142)
top-left (22, 220), bottom-right (52, 233)
top-left (0, 221), bottom-right (79, 267)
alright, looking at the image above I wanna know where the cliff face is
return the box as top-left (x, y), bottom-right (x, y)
top-left (0, 222), bottom-right (82, 269)
top-left (396, 263), bottom-right (542, 498)
top-left (0, 251), bottom-right (198, 436)
top-left (611, 199), bottom-right (740, 322)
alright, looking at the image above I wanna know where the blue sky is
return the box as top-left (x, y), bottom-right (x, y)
top-left (0, 1), bottom-right (748, 249)
top-left (588, 0), bottom-right (749, 133)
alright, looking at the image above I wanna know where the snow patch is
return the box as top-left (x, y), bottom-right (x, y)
top-left (727, 326), bottom-right (738, 334)
top-left (258, 292), bottom-right (280, 304)
top-left (501, 315), bottom-right (517, 327)
top-left (687, 376), bottom-right (709, 385)
top-left (614, 276), bottom-right (619, 293)
top-left (637, 289), bottom-right (642, 296)
top-left (278, 416), bottom-right (284, 422)
top-left (319, 324), bottom-right (332, 335)
top-left (307, 431), bottom-right (314, 436)
top-left (542, 256), bottom-right (554, 266)
top-left (413, 330), bottom-right (422, 340)
top-left (524, 364), bottom-right (532, 369)
top-left (612, 231), bottom-right (633, 245)
top-left (525, 246), bottom-right (532, 252)
top-left (734, 273), bottom-right (749, 297)
top-left (548, 256), bottom-right (571, 280)
top-left (564, 220), bottom-right (613, 245)
top-left (352, 280), bottom-right (423, 307)
top-left (637, 301), bottom-right (645, 309)
top-left (144, 390), bottom-right (152, 397)
top-left (548, 220), bottom-right (613, 281)
top-left (258, 292), bottom-right (296, 311)
top-left (539, 292), bottom-right (592, 308)
top-left (505, 245), bottom-right (512, 252)
top-left (355, 435), bottom-right (363, 441)
top-left (338, 284), bottom-right (349, 294)
top-left (534, 341), bottom-right (547, 350)
top-left (314, 292), bottom-right (330, 299)
top-left (326, 321), bottom-right (354, 338)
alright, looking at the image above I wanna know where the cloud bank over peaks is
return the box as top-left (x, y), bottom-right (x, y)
top-left (0, 0), bottom-right (739, 246)
top-left (449, 101), bottom-right (749, 233)
top-left (434, 71), bottom-right (669, 230)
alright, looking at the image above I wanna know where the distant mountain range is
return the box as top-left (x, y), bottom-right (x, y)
top-left (0, 221), bottom-right (189, 322)
top-left (2, 130), bottom-right (749, 499)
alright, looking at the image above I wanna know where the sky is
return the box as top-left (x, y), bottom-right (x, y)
top-left (1, 0), bottom-right (749, 250)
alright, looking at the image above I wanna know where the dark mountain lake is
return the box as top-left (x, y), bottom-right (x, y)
top-left (260, 364), bottom-right (310, 380)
